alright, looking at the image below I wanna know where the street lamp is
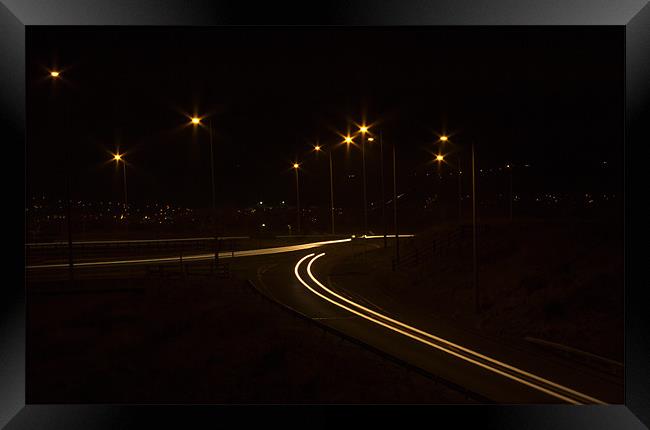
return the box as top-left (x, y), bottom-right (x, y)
top-left (437, 134), bottom-right (463, 222)
top-left (437, 132), bottom-right (479, 312)
top-left (359, 123), bottom-right (370, 236)
top-left (112, 152), bottom-right (128, 213)
top-left (49, 68), bottom-right (73, 282)
top-left (189, 114), bottom-right (218, 263)
top-left (506, 163), bottom-right (513, 221)
top-left (313, 142), bottom-right (335, 235)
top-left (293, 162), bottom-right (301, 234)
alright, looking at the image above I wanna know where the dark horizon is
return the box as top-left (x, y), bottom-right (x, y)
top-left (27, 26), bottom-right (623, 211)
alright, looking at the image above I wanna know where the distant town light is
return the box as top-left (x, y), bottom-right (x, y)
top-left (439, 135), bottom-right (448, 142)
top-left (191, 117), bottom-right (201, 125)
top-left (50, 71), bottom-right (60, 78)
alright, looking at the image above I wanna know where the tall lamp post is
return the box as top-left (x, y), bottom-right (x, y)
top-left (438, 134), bottom-right (479, 312)
top-left (506, 163), bottom-right (513, 221)
top-left (293, 162), bottom-right (301, 234)
top-left (393, 142), bottom-right (399, 263)
top-left (359, 124), bottom-right (370, 235)
top-left (314, 143), bottom-right (335, 235)
top-left (472, 142), bottom-right (479, 313)
top-left (438, 135), bottom-right (463, 222)
top-left (377, 132), bottom-right (387, 247)
top-left (190, 115), bottom-right (218, 264)
top-left (49, 69), bottom-right (74, 282)
top-left (112, 152), bottom-right (128, 213)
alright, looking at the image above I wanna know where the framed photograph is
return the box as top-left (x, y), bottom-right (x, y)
top-left (2, 0), bottom-right (649, 428)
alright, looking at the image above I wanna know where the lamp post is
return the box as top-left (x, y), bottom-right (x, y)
top-left (506, 163), bottom-right (513, 221)
top-left (190, 115), bottom-right (218, 264)
top-left (472, 142), bottom-right (479, 313)
top-left (112, 152), bottom-right (128, 211)
top-left (379, 132), bottom-right (387, 248)
top-left (49, 69), bottom-right (74, 282)
top-left (314, 143), bottom-right (335, 235)
top-left (359, 125), bottom-right (369, 236)
top-left (458, 155), bottom-right (462, 222)
top-left (293, 162), bottom-right (301, 234)
top-left (393, 142), bottom-right (399, 263)
top-left (435, 153), bottom-right (445, 222)
top-left (438, 133), bottom-right (479, 311)
top-left (438, 135), bottom-right (463, 223)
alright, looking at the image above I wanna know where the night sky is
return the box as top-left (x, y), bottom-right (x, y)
top-left (27, 27), bottom-right (623, 209)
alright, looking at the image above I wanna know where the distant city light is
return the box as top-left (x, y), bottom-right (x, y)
top-left (49, 71), bottom-right (60, 78)
top-left (436, 154), bottom-right (444, 161)
top-left (439, 135), bottom-right (448, 142)
top-left (191, 117), bottom-right (201, 125)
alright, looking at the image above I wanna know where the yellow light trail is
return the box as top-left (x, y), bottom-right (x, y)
top-left (294, 252), bottom-right (605, 405)
top-left (26, 238), bottom-right (352, 270)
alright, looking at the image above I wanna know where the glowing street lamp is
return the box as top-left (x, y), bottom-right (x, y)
top-left (359, 123), bottom-right (370, 235)
top-left (49, 66), bottom-right (73, 281)
top-left (311, 142), bottom-right (336, 235)
top-left (506, 163), bottom-right (513, 221)
top-left (439, 135), bottom-right (448, 142)
top-left (293, 162), bottom-right (301, 234)
top-left (188, 112), bottom-right (218, 262)
top-left (112, 152), bottom-right (128, 210)
top-left (436, 154), bottom-right (445, 162)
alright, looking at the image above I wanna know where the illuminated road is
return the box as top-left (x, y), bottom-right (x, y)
top-left (253, 246), bottom-right (623, 404)
top-left (25, 236), bottom-right (250, 247)
top-left (26, 238), bottom-right (353, 270)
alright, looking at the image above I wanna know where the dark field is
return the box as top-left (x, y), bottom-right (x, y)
top-left (27, 276), bottom-right (473, 403)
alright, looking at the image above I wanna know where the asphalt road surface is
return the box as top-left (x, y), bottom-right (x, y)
top-left (26, 236), bottom-right (622, 403)
top-left (252, 241), bottom-right (623, 404)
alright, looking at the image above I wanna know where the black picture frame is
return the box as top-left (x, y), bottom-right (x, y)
top-left (2, 0), bottom-right (649, 428)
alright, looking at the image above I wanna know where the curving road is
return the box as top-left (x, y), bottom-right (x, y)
top-left (253, 242), bottom-right (623, 404)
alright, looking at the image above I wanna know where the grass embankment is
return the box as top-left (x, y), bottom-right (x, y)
top-left (28, 276), bottom-right (470, 403)
top-left (330, 217), bottom-right (623, 363)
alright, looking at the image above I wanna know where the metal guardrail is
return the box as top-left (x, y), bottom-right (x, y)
top-left (146, 260), bottom-right (230, 279)
top-left (524, 336), bottom-right (623, 378)
top-left (394, 225), bottom-right (474, 270)
top-left (25, 237), bottom-right (246, 263)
